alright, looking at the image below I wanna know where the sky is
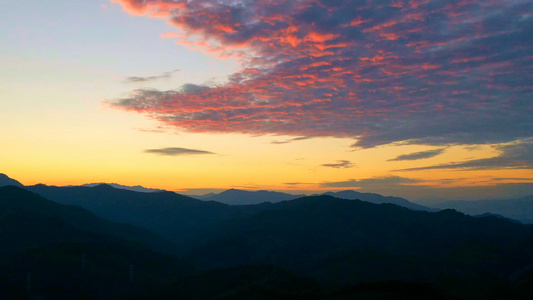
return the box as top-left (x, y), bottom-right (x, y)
top-left (1, 0), bottom-right (532, 202)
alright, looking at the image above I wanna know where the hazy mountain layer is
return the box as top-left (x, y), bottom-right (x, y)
top-left (197, 188), bottom-right (303, 205)
top-left (322, 190), bottom-right (432, 211)
top-left (79, 182), bottom-right (168, 193)
top-left (3, 174), bottom-right (532, 299)
top-left (435, 196), bottom-right (533, 223)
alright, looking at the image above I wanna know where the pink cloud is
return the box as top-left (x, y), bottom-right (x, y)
top-left (109, 0), bottom-right (533, 148)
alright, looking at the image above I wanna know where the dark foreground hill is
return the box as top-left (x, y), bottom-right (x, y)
top-left (1, 186), bottom-right (464, 299)
top-left (0, 186), bottom-right (191, 299)
top-left (186, 196), bottom-right (533, 299)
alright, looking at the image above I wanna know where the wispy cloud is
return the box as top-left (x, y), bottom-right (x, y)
top-left (125, 69), bottom-right (180, 83)
top-left (271, 136), bottom-right (314, 145)
top-left (395, 139), bottom-right (533, 171)
top-left (388, 148), bottom-right (446, 161)
top-left (144, 147), bottom-right (214, 156)
top-left (321, 160), bottom-right (355, 168)
top-left (284, 182), bottom-right (312, 186)
top-left (110, 0), bottom-right (532, 149)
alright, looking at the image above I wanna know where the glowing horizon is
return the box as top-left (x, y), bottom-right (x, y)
top-left (1, 0), bottom-right (531, 201)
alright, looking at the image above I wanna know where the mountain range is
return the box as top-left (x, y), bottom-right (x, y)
top-left (4, 173), bottom-right (529, 221)
top-left (194, 188), bottom-right (304, 205)
top-left (2, 173), bottom-right (533, 299)
top-left (79, 182), bottom-right (168, 193)
top-left (322, 190), bottom-right (433, 211)
top-left (194, 188), bottom-right (432, 211)
top-left (434, 196), bottom-right (533, 224)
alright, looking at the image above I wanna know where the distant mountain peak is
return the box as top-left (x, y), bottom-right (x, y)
top-left (81, 182), bottom-right (168, 193)
top-left (203, 189), bottom-right (303, 205)
top-left (0, 173), bottom-right (24, 187)
top-left (92, 183), bottom-right (117, 190)
top-left (322, 190), bottom-right (432, 211)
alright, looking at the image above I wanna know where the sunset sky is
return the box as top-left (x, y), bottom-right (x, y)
top-left (1, 0), bottom-right (532, 202)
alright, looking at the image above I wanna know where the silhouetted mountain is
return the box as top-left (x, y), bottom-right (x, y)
top-left (129, 265), bottom-right (324, 300)
top-left (322, 190), bottom-right (432, 211)
top-left (15, 179), bottom-right (533, 299)
top-left (0, 186), bottom-right (191, 299)
top-left (186, 196), bottom-right (533, 296)
top-left (0, 173), bottom-right (23, 187)
top-left (24, 184), bottom-right (263, 251)
top-left (200, 188), bottom-right (304, 205)
top-left (79, 182), bottom-right (168, 193)
top-left (0, 186), bottom-right (174, 254)
top-left (435, 195), bottom-right (533, 224)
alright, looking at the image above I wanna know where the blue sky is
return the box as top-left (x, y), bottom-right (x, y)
top-left (1, 0), bottom-right (532, 202)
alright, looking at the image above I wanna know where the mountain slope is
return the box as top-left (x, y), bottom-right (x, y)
top-left (187, 196), bottom-right (533, 288)
top-left (0, 173), bottom-right (23, 187)
top-left (0, 186), bottom-right (191, 299)
top-left (323, 190), bottom-right (432, 211)
top-left (24, 184), bottom-right (262, 250)
top-left (0, 186), bottom-right (174, 253)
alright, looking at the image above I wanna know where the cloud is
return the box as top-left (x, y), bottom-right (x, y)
top-left (125, 69), bottom-right (180, 83)
top-left (388, 148), bottom-right (446, 161)
top-left (271, 136), bottom-right (314, 145)
top-left (110, 0), bottom-right (533, 149)
top-left (395, 139), bottom-right (533, 171)
top-left (490, 178), bottom-right (533, 182)
top-left (321, 160), bottom-right (355, 168)
top-left (284, 182), bottom-right (311, 186)
top-left (144, 147), bottom-right (214, 156)
top-left (321, 176), bottom-right (422, 188)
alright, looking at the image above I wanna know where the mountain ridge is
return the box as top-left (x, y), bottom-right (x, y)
top-left (3, 175), bottom-right (533, 298)
top-left (0, 173), bottom-right (23, 187)
top-left (78, 182), bottom-right (168, 193)
top-left (435, 195), bottom-right (533, 224)
top-left (196, 188), bottom-right (304, 205)
top-left (322, 190), bottom-right (432, 211)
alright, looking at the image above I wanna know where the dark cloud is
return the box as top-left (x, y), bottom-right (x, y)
top-left (321, 176), bottom-right (422, 188)
top-left (395, 139), bottom-right (533, 171)
top-left (125, 69), bottom-right (180, 83)
top-left (271, 136), bottom-right (314, 144)
top-left (321, 160), bottom-right (355, 168)
top-left (231, 185), bottom-right (260, 189)
top-left (388, 148), bottom-right (446, 161)
top-left (110, 0), bottom-right (533, 149)
top-left (144, 147), bottom-right (214, 156)
top-left (490, 178), bottom-right (533, 182)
